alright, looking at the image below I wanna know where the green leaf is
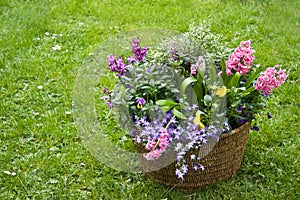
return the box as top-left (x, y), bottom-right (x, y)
top-left (241, 86), bottom-right (256, 97)
top-left (160, 106), bottom-right (171, 112)
top-left (180, 77), bottom-right (197, 95)
top-left (221, 59), bottom-right (231, 85)
top-left (245, 69), bottom-right (261, 88)
top-left (141, 85), bottom-right (151, 90)
top-left (194, 72), bottom-right (204, 109)
top-left (227, 73), bottom-right (241, 89)
top-left (231, 100), bottom-right (241, 108)
top-left (173, 107), bottom-right (187, 119)
top-left (155, 100), bottom-right (178, 107)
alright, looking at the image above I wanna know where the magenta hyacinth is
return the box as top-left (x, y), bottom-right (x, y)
top-left (226, 40), bottom-right (255, 75)
top-left (254, 65), bottom-right (288, 94)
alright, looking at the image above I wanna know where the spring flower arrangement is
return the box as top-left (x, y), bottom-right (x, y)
top-left (101, 25), bottom-right (287, 180)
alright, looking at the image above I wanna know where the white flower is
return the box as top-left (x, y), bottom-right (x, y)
top-left (37, 85), bottom-right (43, 90)
top-left (52, 45), bottom-right (61, 51)
top-left (3, 170), bottom-right (11, 175)
top-left (33, 112), bottom-right (40, 116)
top-left (45, 32), bottom-right (50, 36)
top-left (3, 171), bottom-right (16, 176)
top-left (174, 143), bottom-right (183, 151)
top-left (65, 111), bottom-right (72, 115)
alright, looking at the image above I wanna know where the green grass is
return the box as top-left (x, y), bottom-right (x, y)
top-left (1, 0), bottom-right (299, 199)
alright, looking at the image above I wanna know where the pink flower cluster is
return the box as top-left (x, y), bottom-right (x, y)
top-left (144, 128), bottom-right (170, 160)
top-left (190, 56), bottom-right (205, 76)
top-left (255, 65), bottom-right (288, 94)
top-left (226, 40), bottom-right (255, 75)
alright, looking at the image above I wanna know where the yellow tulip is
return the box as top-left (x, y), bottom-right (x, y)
top-left (216, 86), bottom-right (227, 97)
top-left (193, 112), bottom-right (205, 130)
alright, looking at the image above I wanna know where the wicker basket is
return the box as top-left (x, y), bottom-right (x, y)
top-left (134, 122), bottom-right (251, 192)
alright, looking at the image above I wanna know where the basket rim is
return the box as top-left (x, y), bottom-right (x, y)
top-left (220, 122), bottom-right (251, 139)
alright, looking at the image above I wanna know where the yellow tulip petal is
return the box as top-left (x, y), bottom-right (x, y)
top-left (216, 86), bottom-right (227, 97)
top-left (199, 122), bottom-right (205, 130)
top-left (193, 113), bottom-right (201, 124)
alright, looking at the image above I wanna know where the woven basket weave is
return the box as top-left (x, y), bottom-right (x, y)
top-left (134, 122), bottom-right (251, 192)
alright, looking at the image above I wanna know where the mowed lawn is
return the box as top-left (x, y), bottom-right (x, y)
top-left (1, 0), bottom-right (299, 199)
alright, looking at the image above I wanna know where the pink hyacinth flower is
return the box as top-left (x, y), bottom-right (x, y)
top-left (254, 65), bottom-right (288, 94)
top-left (226, 40), bottom-right (255, 75)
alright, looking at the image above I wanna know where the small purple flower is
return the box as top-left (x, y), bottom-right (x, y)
top-left (136, 98), bottom-right (146, 109)
top-left (169, 42), bottom-right (180, 61)
top-left (106, 54), bottom-right (115, 66)
top-left (106, 102), bottom-right (113, 108)
top-left (131, 130), bottom-right (139, 137)
top-left (238, 119), bottom-right (246, 124)
top-left (127, 56), bottom-right (136, 63)
top-left (107, 54), bottom-right (127, 76)
top-left (101, 89), bottom-right (113, 108)
top-left (190, 154), bottom-right (196, 160)
top-left (165, 110), bottom-right (173, 121)
top-left (268, 113), bottom-right (273, 119)
top-left (181, 165), bottom-right (188, 174)
top-left (251, 125), bottom-right (259, 131)
top-left (175, 169), bottom-right (184, 180)
top-left (240, 78), bottom-right (247, 84)
top-left (222, 122), bottom-right (231, 133)
top-left (102, 87), bottom-right (108, 94)
top-left (237, 106), bottom-right (243, 112)
top-left (146, 68), bottom-right (151, 74)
